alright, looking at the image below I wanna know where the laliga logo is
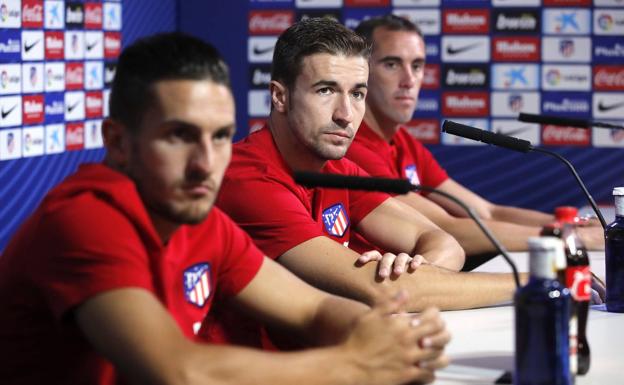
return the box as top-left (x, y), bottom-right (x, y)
top-left (0, 3), bottom-right (8, 22)
top-left (508, 94), bottom-right (523, 113)
top-left (1, 70), bottom-right (7, 89)
top-left (598, 14), bottom-right (614, 31)
top-left (546, 69), bottom-right (561, 86)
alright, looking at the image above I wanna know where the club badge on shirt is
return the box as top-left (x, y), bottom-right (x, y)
top-left (322, 203), bottom-right (350, 238)
top-left (183, 263), bottom-right (212, 308)
top-left (404, 164), bottom-right (420, 186)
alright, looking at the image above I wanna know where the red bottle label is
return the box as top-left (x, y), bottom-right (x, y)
top-left (566, 266), bottom-right (591, 301)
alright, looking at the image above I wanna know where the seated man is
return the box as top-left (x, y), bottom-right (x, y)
top-left (346, 15), bottom-right (604, 269)
top-left (0, 32), bottom-right (449, 385)
top-left (217, 18), bottom-right (523, 313)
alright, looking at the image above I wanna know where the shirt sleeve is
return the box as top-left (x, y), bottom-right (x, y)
top-left (33, 193), bottom-right (154, 319)
top-left (413, 140), bottom-right (449, 189)
top-left (217, 176), bottom-right (326, 260)
top-left (345, 162), bottom-right (391, 225)
top-left (346, 141), bottom-right (400, 179)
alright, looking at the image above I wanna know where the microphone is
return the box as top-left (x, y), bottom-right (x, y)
top-left (294, 171), bottom-right (521, 288)
top-left (518, 112), bottom-right (624, 130)
top-left (441, 120), bottom-right (607, 229)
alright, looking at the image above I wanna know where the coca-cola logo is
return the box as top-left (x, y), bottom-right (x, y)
top-left (22, 2), bottom-right (43, 28)
top-left (404, 119), bottom-right (439, 144)
top-left (249, 11), bottom-right (294, 35)
top-left (65, 64), bottom-right (84, 88)
top-left (566, 266), bottom-right (591, 301)
top-left (66, 123), bottom-right (84, 150)
top-left (422, 64), bottom-right (439, 89)
top-left (542, 125), bottom-right (590, 146)
top-left (594, 66), bottom-right (624, 91)
top-left (85, 3), bottom-right (102, 28)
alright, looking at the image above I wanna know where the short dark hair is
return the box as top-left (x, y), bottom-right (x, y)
top-left (109, 32), bottom-right (230, 133)
top-left (271, 18), bottom-right (370, 89)
top-left (354, 14), bottom-right (423, 45)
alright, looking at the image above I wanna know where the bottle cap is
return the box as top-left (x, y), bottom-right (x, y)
top-left (613, 187), bottom-right (624, 196)
top-left (555, 206), bottom-right (578, 224)
top-left (527, 237), bottom-right (564, 279)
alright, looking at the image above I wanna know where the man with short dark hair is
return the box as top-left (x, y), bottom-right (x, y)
top-left (0, 32), bottom-right (449, 385)
top-left (217, 18), bottom-right (522, 315)
top-left (346, 15), bottom-right (603, 268)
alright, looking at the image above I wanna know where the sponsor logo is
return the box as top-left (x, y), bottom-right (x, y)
top-left (594, 66), bottom-right (624, 91)
top-left (442, 9), bottom-right (489, 34)
top-left (249, 10), bottom-right (294, 35)
top-left (248, 90), bottom-right (271, 117)
top-left (441, 36), bottom-right (489, 62)
top-left (442, 64), bottom-right (488, 88)
top-left (492, 36), bottom-right (539, 61)
top-left (322, 203), bottom-right (350, 237)
top-left (22, 94), bottom-right (44, 124)
top-left (22, 0), bottom-right (43, 29)
top-left (593, 37), bottom-right (624, 63)
top-left (0, 63), bottom-right (21, 95)
top-left (593, 125), bottom-right (624, 147)
top-left (84, 2), bottom-right (102, 29)
top-left (542, 65), bottom-right (591, 91)
top-left (595, 0), bottom-right (624, 5)
top-left (44, 92), bottom-right (64, 122)
top-left (542, 92), bottom-right (591, 117)
top-left (249, 65), bottom-right (271, 89)
top-left (85, 91), bottom-right (103, 118)
top-left (393, 9), bottom-right (440, 35)
top-left (44, 0), bottom-right (64, 29)
top-left (103, 2), bottom-right (121, 30)
top-left (104, 62), bottom-right (116, 86)
top-left (65, 2), bottom-right (83, 28)
top-left (85, 31), bottom-right (103, 59)
top-left (297, 9), bottom-right (341, 23)
top-left (441, 119), bottom-right (489, 146)
top-left (425, 36), bottom-right (440, 63)
top-left (295, 0), bottom-right (342, 8)
top-left (84, 119), bottom-right (103, 149)
top-left (85, 61), bottom-right (103, 90)
top-left (542, 37), bottom-right (591, 62)
top-left (422, 64), bottom-right (440, 89)
top-left (65, 122), bottom-right (84, 150)
top-left (65, 62), bottom-right (83, 90)
top-left (442, 91), bottom-right (488, 116)
top-left (594, 10), bottom-right (624, 36)
top-left (0, 128), bottom-right (21, 159)
top-left (544, 0), bottom-right (590, 4)
top-left (65, 30), bottom-right (84, 59)
top-left (342, 8), bottom-right (387, 29)
top-left (248, 36), bottom-right (277, 63)
top-left (542, 125), bottom-right (590, 146)
top-left (492, 9), bottom-right (539, 33)
top-left (0, 95), bottom-right (22, 127)
top-left (21, 30), bottom-right (44, 61)
top-left (598, 100), bottom-right (624, 113)
top-left (404, 119), bottom-right (440, 144)
top-left (183, 263), bottom-right (212, 308)
top-left (492, 64), bottom-right (539, 90)
top-left (0, 0), bottom-right (21, 28)
top-left (21, 63), bottom-right (43, 93)
top-left (45, 31), bottom-right (63, 59)
top-left (491, 119), bottom-right (541, 144)
top-left (0, 30), bottom-right (21, 61)
top-left (543, 9), bottom-right (591, 35)
top-left (44, 62), bottom-right (64, 91)
top-left (345, 0), bottom-right (389, 6)
top-left (104, 32), bottom-right (121, 58)
top-left (491, 91), bottom-right (540, 117)
top-left (415, 90), bottom-right (440, 117)
top-left (248, 118), bottom-right (267, 134)
top-left (22, 125), bottom-right (44, 157)
top-left (45, 123), bottom-right (64, 154)
top-left (64, 91), bottom-right (84, 121)
top-left (392, 0), bottom-right (440, 5)
top-left (492, 0), bottom-right (540, 5)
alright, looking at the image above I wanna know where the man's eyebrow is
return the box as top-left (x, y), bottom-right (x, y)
top-left (311, 80), bottom-right (339, 88)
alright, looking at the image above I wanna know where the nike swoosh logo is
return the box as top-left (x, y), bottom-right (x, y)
top-left (494, 126), bottom-right (531, 136)
top-left (86, 40), bottom-right (99, 51)
top-left (446, 42), bottom-right (482, 55)
top-left (67, 100), bottom-right (81, 113)
top-left (1, 104), bottom-right (18, 119)
top-left (24, 39), bottom-right (40, 53)
top-left (598, 101), bottom-right (624, 112)
top-left (253, 46), bottom-right (274, 56)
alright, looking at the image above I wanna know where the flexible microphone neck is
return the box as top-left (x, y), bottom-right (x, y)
top-left (293, 171), bottom-right (521, 288)
top-left (442, 119), bottom-right (608, 229)
top-left (519, 112), bottom-right (624, 130)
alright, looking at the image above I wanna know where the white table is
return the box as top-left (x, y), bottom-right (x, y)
top-left (433, 252), bottom-right (623, 384)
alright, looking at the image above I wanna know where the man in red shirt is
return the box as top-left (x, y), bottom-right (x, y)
top-left (0, 32), bottom-right (449, 385)
top-left (346, 15), bottom-right (604, 268)
top-left (218, 18), bottom-right (523, 313)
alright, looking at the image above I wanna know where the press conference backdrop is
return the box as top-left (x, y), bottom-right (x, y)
top-left (1, 0), bottom-right (623, 251)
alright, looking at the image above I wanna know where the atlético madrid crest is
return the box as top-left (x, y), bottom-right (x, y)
top-left (322, 203), bottom-right (350, 238)
top-left (183, 263), bottom-right (212, 308)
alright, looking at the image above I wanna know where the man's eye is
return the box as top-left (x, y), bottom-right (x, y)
top-left (352, 91), bottom-right (366, 100)
top-left (317, 87), bottom-right (333, 95)
top-left (213, 129), bottom-right (233, 144)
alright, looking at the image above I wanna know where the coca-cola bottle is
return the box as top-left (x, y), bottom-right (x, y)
top-left (554, 206), bottom-right (591, 376)
top-left (605, 187), bottom-right (624, 313)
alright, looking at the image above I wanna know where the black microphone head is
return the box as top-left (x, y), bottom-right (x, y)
top-left (293, 171), bottom-right (413, 194)
top-left (518, 112), bottom-right (590, 129)
top-left (442, 120), bottom-right (532, 153)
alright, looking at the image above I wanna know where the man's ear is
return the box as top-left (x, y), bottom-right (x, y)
top-left (269, 80), bottom-right (288, 113)
top-left (102, 118), bottom-right (131, 167)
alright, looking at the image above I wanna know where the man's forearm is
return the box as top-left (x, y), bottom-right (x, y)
top-left (301, 295), bottom-right (369, 346)
top-left (490, 205), bottom-right (554, 227)
top-left (413, 229), bottom-right (465, 271)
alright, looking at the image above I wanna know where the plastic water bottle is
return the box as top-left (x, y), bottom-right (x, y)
top-left (605, 187), bottom-right (624, 313)
top-left (515, 237), bottom-right (572, 385)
